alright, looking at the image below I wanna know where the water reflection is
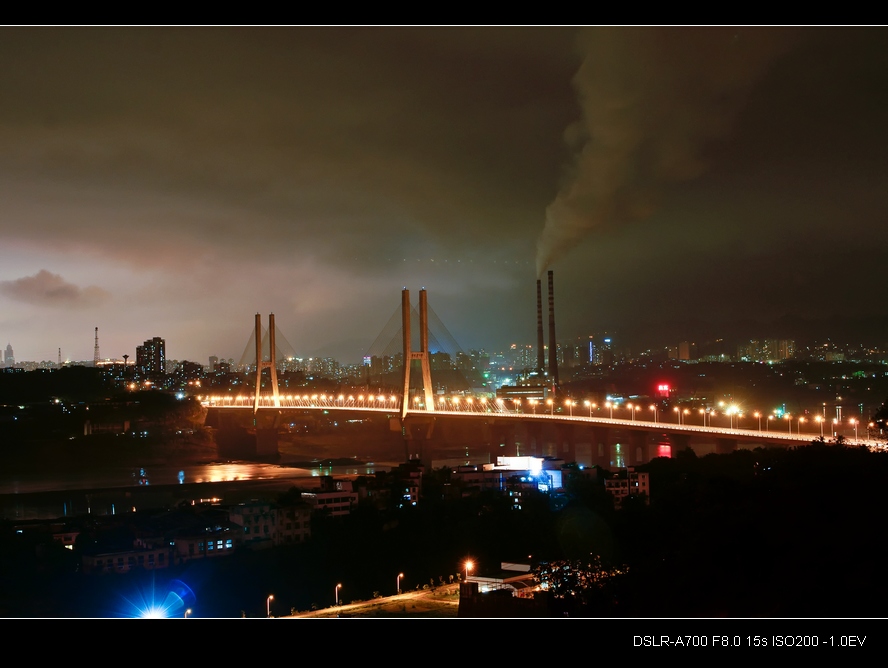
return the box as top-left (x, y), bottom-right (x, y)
top-left (0, 461), bottom-right (397, 496)
top-left (0, 460), bottom-right (403, 521)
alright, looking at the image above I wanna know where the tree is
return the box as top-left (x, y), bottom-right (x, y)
top-left (873, 399), bottom-right (888, 432)
top-left (533, 556), bottom-right (629, 611)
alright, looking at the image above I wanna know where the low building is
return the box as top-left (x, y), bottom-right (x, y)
top-left (228, 499), bottom-right (311, 547)
top-left (465, 562), bottom-right (537, 597)
top-left (82, 545), bottom-right (172, 574)
top-left (604, 467), bottom-right (650, 507)
top-left (302, 478), bottom-right (358, 517)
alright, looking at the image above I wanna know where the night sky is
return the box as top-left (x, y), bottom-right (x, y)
top-left (2, 26), bottom-right (887, 365)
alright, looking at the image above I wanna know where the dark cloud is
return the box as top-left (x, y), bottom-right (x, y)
top-left (0, 270), bottom-right (109, 308)
top-left (0, 27), bottom-right (887, 362)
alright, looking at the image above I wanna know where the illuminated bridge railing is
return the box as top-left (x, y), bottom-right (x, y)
top-left (201, 393), bottom-right (403, 412)
top-left (200, 395), bottom-right (877, 447)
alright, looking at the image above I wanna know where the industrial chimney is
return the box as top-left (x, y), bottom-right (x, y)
top-left (547, 270), bottom-right (559, 388)
top-left (536, 279), bottom-right (545, 375)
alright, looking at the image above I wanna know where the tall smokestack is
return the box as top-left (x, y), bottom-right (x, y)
top-left (547, 270), bottom-right (559, 388)
top-left (536, 279), bottom-right (545, 374)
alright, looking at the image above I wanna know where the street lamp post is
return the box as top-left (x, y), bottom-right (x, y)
top-left (816, 415), bottom-right (824, 438)
top-left (650, 405), bottom-right (658, 423)
top-left (798, 416), bottom-right (805, 436)
top-left (266, 594), bottom-right (273, 618)
top-left (397, 573), bottom-right (404, 595)
top-left (674, 407), bottom-right (682, 426)
top-left (465, 560), bottom-right (474, 581)
top-left (850, 418), bottom-right (858, 442)
top-left (606, 401), bottom-right (613, 419)
top-left (627, 403), bottom-right (637, 421)
top-left (584, 400), bottom-right (594, 417)
top-left (335, 583), bottom-right (342, 606)
top-left (566, 399), bottom-right (574, 417)
top-left (754, 411), bottom-right (762, 432)
top-left (547, 399), bottom-right (554, 415)
top-left (785, 414), bottom-right (792, 434)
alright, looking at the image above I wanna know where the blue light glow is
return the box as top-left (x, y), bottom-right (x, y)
top-left (116, 578), bottom-right (196, 619)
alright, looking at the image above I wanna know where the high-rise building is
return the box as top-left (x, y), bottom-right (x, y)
top-left (4, 343), bottom-right (14, 368)
top-left (136, 337), bottom-right (166, 380)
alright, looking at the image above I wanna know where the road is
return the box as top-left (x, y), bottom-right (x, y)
top-left (281, 583), bottom-right (461, 618)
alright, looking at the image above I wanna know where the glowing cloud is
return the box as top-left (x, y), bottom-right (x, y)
top-left (0, 269), bottom-right (109, 307)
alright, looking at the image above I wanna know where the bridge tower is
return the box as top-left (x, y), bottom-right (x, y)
top-left (401, 288), bottom-right (435, 419)
top-left (253, 313), bottom-right (281, 414)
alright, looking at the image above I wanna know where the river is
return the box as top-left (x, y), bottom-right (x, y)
top-left (0, 459), bottom-right (401, 521)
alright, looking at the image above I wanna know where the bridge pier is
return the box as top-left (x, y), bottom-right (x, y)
top-left (715, 437), bottom-right (738, 455)
top-left (484, 422), bottom-right (519, 460)
top-left (589, 427), bottom-right (611, 467)
top-left (397, 415), bottom-right (436, 465)
top-left (670, 432), bottom-right (692, 456)
top-left (627, 430), bottom-right (650, 466)
top-left (526, 422), bottom-right (543, 456)
top-left (555, 424), bottom-right (576, 462)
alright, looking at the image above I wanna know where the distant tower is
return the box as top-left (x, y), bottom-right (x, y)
top-left (58, 348), bottom-right (61, 368)
top-left (94, 327), bottom-right (100, 367)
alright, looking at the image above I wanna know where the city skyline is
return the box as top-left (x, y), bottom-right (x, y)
top-left (2, 27), bottom-right (888, 365)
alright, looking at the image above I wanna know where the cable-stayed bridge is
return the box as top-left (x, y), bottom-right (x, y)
top-left (202, 288), bottom-right (877, 467)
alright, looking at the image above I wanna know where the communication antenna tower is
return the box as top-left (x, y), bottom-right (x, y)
top-left (94, 327), bottom-right (100, 367)
top-left (58, 348), bottom-right (61, 368)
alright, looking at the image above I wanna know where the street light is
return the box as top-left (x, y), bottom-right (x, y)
top-left (530, 399), bottom-right (538, 414)
top-left (785, 414), bottom-right (792, 434)
top-left (850, 418), bottom-right (858, 442)
top-left (566, 399), bottom-right (574, 417)
top-left (547, 398), bottom-right (554, 415)
top-left (465, 560), bottom-right (474, 581)
top-left (699, 408), bottom-right (706, 427)
top-left (335, 583), bottom-right (342, 606)
top-left (397, 572), bottom-right (404, 595)
top-left (754, 411), bottom-right (762, 432)
top-left (584, 400), bottom-right (595, 417)
top-left (797, 416), bottom-right (805, 436)
top-left (674, 407), bottom-right (682, 426)
top-left (815, 415), bottom-right (824, 438)
top-left (726, 406), bottom-right (738, 429)
top-left (650, 405), bottom-right (658, 423)
top-left (606, 401), bottom-right (613, 419)
top-left (266, 594), bottom-right (274, 618)
top-left (184, 608), bottom-right (192, 619)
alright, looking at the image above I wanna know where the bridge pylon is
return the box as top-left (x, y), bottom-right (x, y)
top-left (253, 313), bottom-right (281, 415)
top-left (401, 288), bottom-right (435, 419)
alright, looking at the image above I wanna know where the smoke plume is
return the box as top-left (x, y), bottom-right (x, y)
top-left (536, 26), bottom-right (793, 277)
